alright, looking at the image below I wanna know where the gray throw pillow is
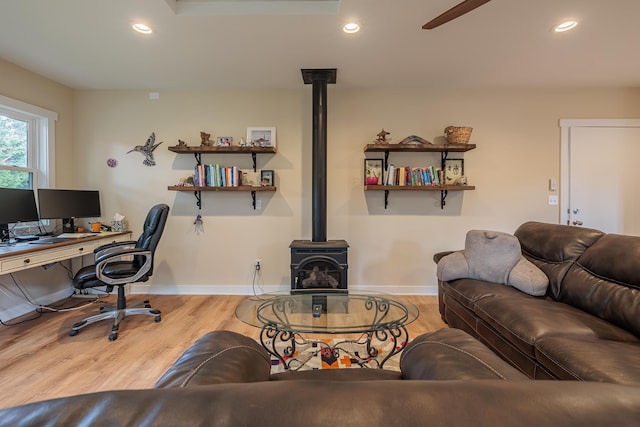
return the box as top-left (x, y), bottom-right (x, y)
top-left (437, 230), bottom-right (549, 296)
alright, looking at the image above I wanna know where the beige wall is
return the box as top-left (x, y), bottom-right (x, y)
top-left (72, 86), bottom-right (640, 295)
top-left (0, 58), bottom-right (75, 187)
top-left (2, 57), bottom-right (640, 306)
top-left (0, 59), bottom-right (77, 317)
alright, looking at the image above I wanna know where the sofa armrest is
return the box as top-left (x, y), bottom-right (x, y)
top-left (154, 331), bottom-right (271, 388)
top-left (400, 328), bottom-right (528, 380)
top-left (433, 250), bottom-right (458, 264)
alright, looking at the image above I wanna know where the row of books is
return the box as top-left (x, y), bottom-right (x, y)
top-left (194, 164), bottom-right (240, 187)
top-left (384, 164), bottom-right (444, 186)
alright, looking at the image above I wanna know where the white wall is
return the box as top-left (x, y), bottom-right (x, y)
top-left (71, 87), bottom-right (640, 295)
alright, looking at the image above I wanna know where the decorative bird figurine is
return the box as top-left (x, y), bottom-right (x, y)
top-left (128, 132), bottom-right (163, 166)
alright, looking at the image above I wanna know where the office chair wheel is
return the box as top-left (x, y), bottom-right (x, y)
top-left (155, 315), bottom-right (161, 322)
top-left (144, 300), bottom-right (151, 308)
top-left (108, 332), bottom-right (118, 341)
top-left (69, 330), bottom-right (78, 337)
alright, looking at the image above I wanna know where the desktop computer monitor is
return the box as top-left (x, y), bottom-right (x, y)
top-left (37, 189), bottom-right (101, 233)
top-left (0, 187), bottom-right (40, 243)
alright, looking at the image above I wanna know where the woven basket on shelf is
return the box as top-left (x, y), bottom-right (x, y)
top-left (444, 126), bottom-right (473, 144)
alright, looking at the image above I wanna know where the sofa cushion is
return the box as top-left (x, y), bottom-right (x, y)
top-left (514, 221), bottom-right (604, 299)
top-left (400, 328), bottom-right (528, 380)
top-left (559, 233), bottom-right (640, 338)
top-left (473, 293), bottom-right (638, 358)
top-left (441, 278), bottom-right (511, 312)
top-left (536, 336), bottom-right (640, 384)
top-left (437, 230), bottom-right (548, 296)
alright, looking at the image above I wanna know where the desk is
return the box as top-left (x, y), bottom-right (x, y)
top-left (0, 232), bottom-right (132, 275)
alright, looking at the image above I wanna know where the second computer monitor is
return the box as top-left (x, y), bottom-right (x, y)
top-left (37, 189), bottom-right (101, 233)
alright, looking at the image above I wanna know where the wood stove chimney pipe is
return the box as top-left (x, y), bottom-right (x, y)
top-left (301, 68), bottom-right (336, 243)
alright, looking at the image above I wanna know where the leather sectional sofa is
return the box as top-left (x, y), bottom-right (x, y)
top-left (436, 221), bottom-right (640, 383)
top-left (1, 329), bottom-right (639, 426)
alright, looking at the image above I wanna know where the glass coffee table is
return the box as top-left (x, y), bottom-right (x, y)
top-left (235, 290), bottom-right (419, 370)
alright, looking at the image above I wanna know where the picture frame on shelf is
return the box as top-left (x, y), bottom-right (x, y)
top-left (247, 127), bottom-right (276, 147)
top-left (240, 169), bottom-right (261, 187)
top-left (261, 169), bottom-right (274, 186)
top-left (216, 136), bottom-right (233, 146)
top-left (444, 159), bottom-right (464, 185)
top-left (364, 158), bottom-right (384, 185)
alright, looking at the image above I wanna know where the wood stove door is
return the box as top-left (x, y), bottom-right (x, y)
top-left (293, 256), bottom-right (346, 290)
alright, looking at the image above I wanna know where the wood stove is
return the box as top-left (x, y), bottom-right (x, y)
top-left (291, 68), bottom-right (349, 290)
top-left (290, 240), bottom-right (348, 290)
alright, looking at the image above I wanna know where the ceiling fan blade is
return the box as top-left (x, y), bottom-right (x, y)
top-left (422, 0), bottom-right (492, 30)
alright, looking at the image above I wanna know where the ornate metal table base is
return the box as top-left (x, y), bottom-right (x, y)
top-left (250, 293), bottom-right (415, 371)
top-left (260, 322), bottom-right (409, 370)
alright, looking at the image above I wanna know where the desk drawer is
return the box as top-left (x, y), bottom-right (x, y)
top-left (0, 233), bottom-right (131, 274)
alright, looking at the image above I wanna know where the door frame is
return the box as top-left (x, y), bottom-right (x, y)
top-left (559, 119), bottom-right (640, 226)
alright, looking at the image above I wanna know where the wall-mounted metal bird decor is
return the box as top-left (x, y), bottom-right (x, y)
top-left (128, 132), bottom-right (163, 166)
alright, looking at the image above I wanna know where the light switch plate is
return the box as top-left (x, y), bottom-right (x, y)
top-left (548, 195), bottom-right (559, 206)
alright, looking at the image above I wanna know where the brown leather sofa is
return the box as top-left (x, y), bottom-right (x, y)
top-left (1, 329), bottom-right (639, 426)
top-left (436, 221), bottom-right (640, 383)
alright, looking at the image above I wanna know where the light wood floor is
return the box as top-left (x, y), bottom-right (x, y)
top-left (0, 294), bottom-right (446, 410)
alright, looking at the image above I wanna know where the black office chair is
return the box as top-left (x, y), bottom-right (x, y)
top-left (69, 204), bottom-right (169, 341)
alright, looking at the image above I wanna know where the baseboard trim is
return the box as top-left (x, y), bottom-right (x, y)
top-left (0, 288), bottom-right (75, 322)
top-left (1, 284), bottom-right (437, 321)
top-left (129, 284), bottom-right (438, 296)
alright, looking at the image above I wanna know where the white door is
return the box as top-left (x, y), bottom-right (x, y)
top-left (560, 119), bottom-right (640, 236)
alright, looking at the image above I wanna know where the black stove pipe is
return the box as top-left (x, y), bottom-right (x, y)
top-left (302, 68), bottom-right (336, 243)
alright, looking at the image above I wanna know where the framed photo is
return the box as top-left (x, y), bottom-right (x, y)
top-left (216, 136), bottom-right (233, 146)
top-left (364, 158), bottom-right (384, 185)
top-left (240, 169), bottom-right (261, 187)
top-left (247, 127), bottom-right (276, 148)
top-left (260, 169), bottom-right (274, 186)
top-left (444, 159), bottom-right (464, 185)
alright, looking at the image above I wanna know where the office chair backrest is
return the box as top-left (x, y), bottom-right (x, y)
top-left (134, 204), bottom-right (169, 274)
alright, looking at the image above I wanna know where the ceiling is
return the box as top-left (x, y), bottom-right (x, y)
top-left (1, 0), bottom-right (639, 90)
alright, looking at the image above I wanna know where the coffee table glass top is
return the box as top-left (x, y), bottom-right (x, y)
top-left (235, 290), bottom-right (419, 334)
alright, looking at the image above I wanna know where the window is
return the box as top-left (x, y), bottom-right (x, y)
top-left (0, 95), bottom-right (57, 192)
top-left (0, 111), bottom-right (34, 189)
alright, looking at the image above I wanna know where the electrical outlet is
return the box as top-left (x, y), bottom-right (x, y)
top-left (255, 258), bottom-right (261, 271)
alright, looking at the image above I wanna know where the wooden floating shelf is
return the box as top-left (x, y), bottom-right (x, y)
top-left (365, 185), bottom-right (475, 209)
top-left (168, 185), bottom-right (276, 209)
top-left (168, 185), bottom-right (276, 192)
top-left (364, 185), bottom-right (475, 191)
top-left (168, 146), bottom-right (276, 154)
top-left (363, 143), bottom-right (475, 153)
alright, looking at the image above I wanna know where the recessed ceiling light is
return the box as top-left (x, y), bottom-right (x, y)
top-left (554, 20), bottom-right (578, 33)
top-left (343, 22), bottom-right (360, 34)
top-left (132, 23), bottom-right (153, 35)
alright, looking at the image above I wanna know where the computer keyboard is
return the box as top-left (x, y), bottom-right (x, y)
top-left (29, 233), bottom-right (95, 244)
top-left (56, 232), bottom-right (96, 238)
top-left (30, 237), bottom-right (73, 244)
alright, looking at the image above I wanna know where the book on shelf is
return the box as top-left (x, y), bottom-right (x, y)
top-left (193, 164), bottom-right (240, 187)
top-left (382, 163), bottom-right (443, 187)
